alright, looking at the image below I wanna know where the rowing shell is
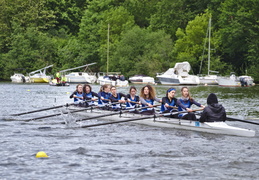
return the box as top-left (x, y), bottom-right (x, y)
top-left (66, 106), bottom-right (256, 137)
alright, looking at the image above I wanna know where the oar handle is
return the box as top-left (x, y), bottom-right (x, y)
top-left (162, 108), bottom-right (204, 117)
top-left (127, 100), bottom-right (140, 104)
top-left (168, 105), bottom-right (178, 109)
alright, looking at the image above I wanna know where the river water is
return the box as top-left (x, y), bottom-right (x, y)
top-left (0, 82), bottom-right (259, 180)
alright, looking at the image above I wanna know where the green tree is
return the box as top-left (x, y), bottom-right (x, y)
top-left (173, 11), bottom-right (226, 74)
top-left (112, 26), bottom-right (173, 77)
top-left (149, 0), bottom-right (211, 40)
top-left (3, 26), bottom-right (57, 79)
top-left (78, 0), bottom-right (135, 72)
top-left (216, 0), bottom-right (259, 79)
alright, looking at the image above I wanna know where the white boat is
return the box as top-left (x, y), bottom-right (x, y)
top-left (198, 74), bottom-right (218, 85)
top-left (217, 74), bottom-right (241, 87)
top-left (10, 73), bottom-right (31, 83)
top-left (129, 75), bottom-right (155, 84)
top-left (156, 61), bottom-right (200, 85)
top-left (97, 72), bottom-right (129, 87)
top-left (29, 65), bottom-right (53, 83)
top-left (217, 73), bottom-right (254, 87)
top-left (198, 17), bottom-right (218, 85)
top-left (67, 106), bottom-right (255, 137)
top-left (60, 63), bottom-right (97, 84)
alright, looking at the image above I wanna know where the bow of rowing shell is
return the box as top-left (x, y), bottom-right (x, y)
top-left (63, 106), bottom-right (255, 137)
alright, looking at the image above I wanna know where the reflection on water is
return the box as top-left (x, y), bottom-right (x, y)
top-left (0, 82), bottom-right (259, 179)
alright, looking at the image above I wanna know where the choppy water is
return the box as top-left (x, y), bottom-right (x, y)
top-left (1, 82), bottom-right (259, 180)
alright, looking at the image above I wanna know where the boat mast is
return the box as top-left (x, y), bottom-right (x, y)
top-left (208, 17), bottom-right (211, 75)
top-left (107, 24), bottom-right (110, 74)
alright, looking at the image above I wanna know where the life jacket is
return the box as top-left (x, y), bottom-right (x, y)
top-left (178, 99), bottom-right (191, 117)
top-left (74, 92), bottom-right (83, 103)
top-left (141, 98), bottom-right (154, 111)
top-left (110, 93), bottom-right (121, 109)
top-left (98, 92), bottom-right (111, 106)
top-left (83, 92), bottom-right (95, 105)
top-left (160, 98), bottom-right (176, 112)
top-left (126, 95), bottom-right (139, 108)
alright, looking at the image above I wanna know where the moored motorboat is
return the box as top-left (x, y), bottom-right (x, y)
top-left (129, 75), bottom-right (155, 84)
top-left (97, 72), bottom-right (129, 87)
top-left (156, 62), bottom-right (200, 85)
top-left (10, 73), bottom-right (31, 83)
top-left (66, 106), bottom-right (255, 137)
top-left (217, 73), bottom-right (255, 87)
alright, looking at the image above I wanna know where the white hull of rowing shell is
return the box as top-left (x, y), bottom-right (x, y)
top-left (67, 107), bottom-right (255, 137)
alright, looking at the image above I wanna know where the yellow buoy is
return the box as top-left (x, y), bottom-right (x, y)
top-left (27, 89), bottom-right (31, 91)
top-left (36, 151), bottom-right (49, 158)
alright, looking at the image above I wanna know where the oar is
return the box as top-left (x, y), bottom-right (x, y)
top-left (80, 108), bottom-right (185, 128)
top-left (161, 108), bottom-right (204, 117)
top-left (11, 103), bottom-right (74, 116)
top-left (21, 105), bottom-right (99, 122)
top-left (74, 104), bottom-right (160, 122)
top-left (78, 106), bottom-right (200, 128)
top-left (21, 101), bottom-right (122, 121)
top-left (11, 99), bottom-right (96, 116)
top-left (168, 105), bottom-right (178, 109)
top-left (226, 117), bottom-right (259, 125)
top-left (80, 115), bottom-right (156, 128)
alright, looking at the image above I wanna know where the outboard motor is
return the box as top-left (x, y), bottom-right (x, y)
top-left (240, 77), bottom-right (247, 87)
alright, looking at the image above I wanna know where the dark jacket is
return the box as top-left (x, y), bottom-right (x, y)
top-left (199, 93), bottom-right (226, 122)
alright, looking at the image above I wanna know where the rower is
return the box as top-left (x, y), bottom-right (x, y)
top-left (139, 85), bottom-right (161, 115)
top-left (160, 88), bottom-right (178, 117)
top-left (98, 84), bottom-right (111, 109)
top-left (82, 84), bottom-right (100, 106)
top-left (177, 87), bottom-right (205, 120)
top-left (126, 86), bottom-right (140, 113)
top-left (109, 86), bottom-right (127, 110)
top-left (199, 93), bottom-right (226, 122)
top-left (69, 84), bottom-right (84, 106)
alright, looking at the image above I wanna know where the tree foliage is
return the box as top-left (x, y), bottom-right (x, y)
top-left (0, 0), bottom-right (258, 82)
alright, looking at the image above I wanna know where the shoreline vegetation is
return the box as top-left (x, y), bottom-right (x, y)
top-left (0, 0), bottom-right (258, 82)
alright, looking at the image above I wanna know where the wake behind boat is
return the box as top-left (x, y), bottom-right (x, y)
top-left (66, 106), bottom-right (255, 137)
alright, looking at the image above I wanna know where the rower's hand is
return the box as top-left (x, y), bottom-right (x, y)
top-left (119, 100), bottom-right (126, 103)
top-left (186, 108), bottom-right (193, 112)
top-left (165, 103), bottom-right (169, 107)
top-left (147, 103), bottom-right (153, 108)
top-left (200, 105), bottom-right (205, 109)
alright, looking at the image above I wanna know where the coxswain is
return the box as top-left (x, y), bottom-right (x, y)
top-left (199, 93), bottom-right (226, 122)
